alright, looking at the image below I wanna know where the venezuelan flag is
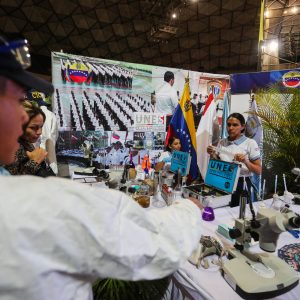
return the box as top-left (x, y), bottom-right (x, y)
top-left (166, 77), bottom-right (198, 180)
top-left (68, 62), bottom-right (89, 83)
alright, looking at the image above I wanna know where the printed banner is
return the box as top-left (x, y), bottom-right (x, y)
top-left (51, 51), bottom-right (228, 172)
top-left (133, 112), bottom-right (166, 132)
top-left (231, 69), bottom-right (300, 94)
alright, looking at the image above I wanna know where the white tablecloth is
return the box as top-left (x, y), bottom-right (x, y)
top-left (169, 200), bottom-right (300, 300)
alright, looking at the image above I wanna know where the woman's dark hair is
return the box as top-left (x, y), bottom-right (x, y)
top-left (166, 136), bottom-right (179, 152)
top-left (227, 112), bottom-right (245, 132)
top-left (22, 100), bottom-right (46, 131)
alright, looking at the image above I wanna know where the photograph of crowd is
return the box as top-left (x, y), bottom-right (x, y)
top-left (52, 52), bottom-right (229, 174)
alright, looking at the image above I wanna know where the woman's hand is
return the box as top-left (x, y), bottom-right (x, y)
top-left (207, 145), bottom-right (219, 159)
top-left (207, 145), bottom-right (215, 155)
top-left (26, 148), bottom-right (48, 164)
top-left (234, 153), bottom-right (247, 163)
top-left (234, 153), bottom-right (262, 175)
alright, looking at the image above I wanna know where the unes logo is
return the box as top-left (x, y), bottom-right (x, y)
top-left (282, 71), bottom-right (300, 88)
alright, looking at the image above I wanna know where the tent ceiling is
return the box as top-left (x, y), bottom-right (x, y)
top-left (0, 0), bottom-right (270, 75)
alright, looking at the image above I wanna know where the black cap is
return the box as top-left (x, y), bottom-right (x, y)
top-left (0, 52), bottom-right (54, 95)
top-left (27, 89), bottom-right (51, 106)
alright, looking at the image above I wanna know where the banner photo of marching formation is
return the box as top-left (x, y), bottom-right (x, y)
top-left (51, 51), bottom-right (229, 174)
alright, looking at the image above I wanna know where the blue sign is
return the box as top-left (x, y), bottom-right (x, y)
top-left (170, 151), bottom-right (191, 176)
top-left (205, 159), bottom-right (240, 193)
top-left (231, 68), bottom-right (300, 94)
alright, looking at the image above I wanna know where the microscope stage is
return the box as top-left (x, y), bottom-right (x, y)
top-left (222, 249), bottom-right (299, 299)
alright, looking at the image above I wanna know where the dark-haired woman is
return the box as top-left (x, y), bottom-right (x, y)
top-left (155, 137), bottom-right (181, 172)
top-left (207, 113), bottom-right (261, 207)
top-left (5, 101), bottom-right (55, 177)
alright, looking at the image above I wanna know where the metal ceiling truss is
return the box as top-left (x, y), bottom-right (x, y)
top-left (0, 0), bottom-right (261, 75)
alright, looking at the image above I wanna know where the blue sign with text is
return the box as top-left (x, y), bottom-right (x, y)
top-left (170, 151), bottom-right (191, 176)
top-left (205, 159), bottom-right (240, 193)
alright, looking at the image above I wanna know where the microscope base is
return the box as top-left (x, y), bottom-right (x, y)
top-left (222, 249), bottom-right (299, 299)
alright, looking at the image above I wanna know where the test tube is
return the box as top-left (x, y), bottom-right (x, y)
top-left (283, 174), bottom-right (287, 192)
top-left (239, 179), bottom-right (248, 219)
top-left (274, 175), bottom-right (278, 194)
top-left (262, 179), bottom-right (266, 200)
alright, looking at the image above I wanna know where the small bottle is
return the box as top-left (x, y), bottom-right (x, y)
top-left (153, 171), bottom-right (160, 192)
top-left (129, 151), bottom-right (135, 169)
top-left (175, 169), bottom-right (182, 191)
top-left (137, 151), bottom-right (141, 167)
top-left (239, 184), bottom-right (248, 219)
top-left (144, 160), bottom-right (149, 179)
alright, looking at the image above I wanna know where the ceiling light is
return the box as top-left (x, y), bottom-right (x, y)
top-left (264, 10), bottom-right (269, 17)
top-left (172, 13), bottom-right (177, 18)
top-left (292, 6), bottom-right (298, 13)
top-left (269, 40), bottom-right (278, 51)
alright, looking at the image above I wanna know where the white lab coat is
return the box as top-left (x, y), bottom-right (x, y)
top-left (0, 176), bottom-right (202, 300)
top-left (39, 106), bottom-right (59, 174)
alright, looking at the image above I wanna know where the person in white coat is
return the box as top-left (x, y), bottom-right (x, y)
top-left (0, 36), bottom-right (202, 300)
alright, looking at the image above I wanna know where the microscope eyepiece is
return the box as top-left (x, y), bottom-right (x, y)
top-left (288, 216), bottom-right (300, 228)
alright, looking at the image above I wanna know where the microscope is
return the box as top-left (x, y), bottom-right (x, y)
top-left (222, 190), bottom-right (300, 299)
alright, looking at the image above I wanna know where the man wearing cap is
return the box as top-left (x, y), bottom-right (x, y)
top-left (0, 37), bottom-right (202, 300)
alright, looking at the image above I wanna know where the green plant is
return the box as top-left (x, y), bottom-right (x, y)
top-left (92, 277), bottom-right (170, 300)
top-left (251, 84), bottom-right (300, 193)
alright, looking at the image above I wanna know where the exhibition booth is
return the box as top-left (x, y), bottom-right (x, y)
top-left (36, 51), bottom-right (300, 299)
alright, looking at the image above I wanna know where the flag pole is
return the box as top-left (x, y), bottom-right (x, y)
top-left (258, 0), bottom-right (265, 71)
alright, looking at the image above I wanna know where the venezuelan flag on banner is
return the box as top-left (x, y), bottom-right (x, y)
top-left (68, 62), bottom-right (89, 83)
top-left (166, 78), bottom-right (198, 180)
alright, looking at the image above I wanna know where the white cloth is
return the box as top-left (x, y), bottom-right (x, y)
top-left (196, 94), bottom-right (218, 179)
top-left (39, 106), bottom-right (59, 149)
top-left (40, 106), bottom-right (59, 174)
top-left (218, 135), bottom-right (260, 176)
top-left (155, 82), bottom-right (178, 115)
top-left (106, 148), bottom-right (124, 165)
top-left (172, 200), bottom-right (300, 300)
top-left (0, 176), bottom-right (202, 300)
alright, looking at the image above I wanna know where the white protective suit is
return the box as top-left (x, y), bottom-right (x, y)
top-left (0, 176), bottom-right (202, 300)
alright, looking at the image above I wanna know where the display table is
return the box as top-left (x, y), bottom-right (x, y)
top-left (69, 174), bottom-right (300, 299)
top-left (168, 200), bottom-right (300, 300)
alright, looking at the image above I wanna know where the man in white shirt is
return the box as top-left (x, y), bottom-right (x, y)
top-left (0, 37), bottom-right (202, 300)
top-left (154, 71), bottom-right (178, 115)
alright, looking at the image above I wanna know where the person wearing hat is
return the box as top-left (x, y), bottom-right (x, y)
top-left (0, 36), bottom-right (202, 300)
